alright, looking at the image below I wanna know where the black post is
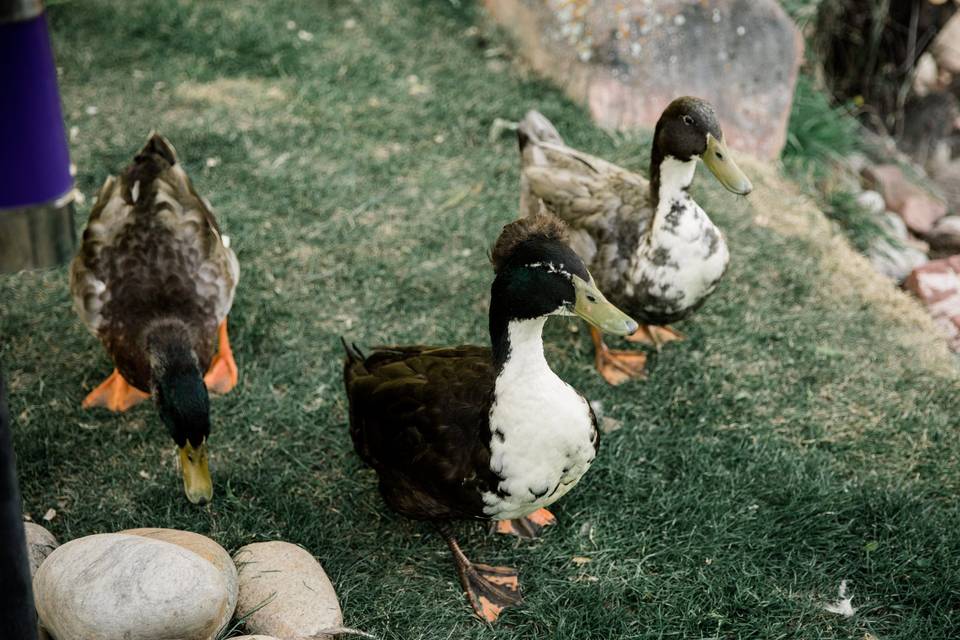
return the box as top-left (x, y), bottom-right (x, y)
top-left (0, 366), bottom-right (38, 640)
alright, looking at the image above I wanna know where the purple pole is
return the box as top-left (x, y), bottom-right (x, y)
top-left (0, 0), bottom-right (75, 272)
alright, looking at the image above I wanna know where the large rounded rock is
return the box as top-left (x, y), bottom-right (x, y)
top-left (483, 0), bottom-right (802, 159)
top-left (23, 522), bottom-right (58, 577)
top-left (120, 528), bottom-right (238, 619)
top-left (34, 533), bottom-right (232, 640)
top-left (233, 541), bottom-right (342, 639)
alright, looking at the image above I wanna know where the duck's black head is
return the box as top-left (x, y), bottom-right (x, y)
top-left (146, 322), bottom-right (212, 505)
top-left (651, 97), bottom-right (752, 197)
top-left (488, 216), bottom-right (637, 361)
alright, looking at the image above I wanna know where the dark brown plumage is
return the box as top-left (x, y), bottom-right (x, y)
top-left (69, 133), bottom-right (239, 504)
top-left (344, 344), bottom-right (502, 520)
top-left (70, 133), bottom-right (238, 392)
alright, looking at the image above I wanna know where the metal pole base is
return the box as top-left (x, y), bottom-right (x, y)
top-left (0, 192), bottom-right (75, 272)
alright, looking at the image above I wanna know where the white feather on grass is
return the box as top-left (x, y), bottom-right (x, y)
top-left (823, 579), bottom-right (857, 617)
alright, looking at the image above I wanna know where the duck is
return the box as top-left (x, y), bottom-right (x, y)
top-left (517, 97), bottom-right (752, 384)
top-left (69, 133), bottom-right (240, 505)
top-left (342, 215), bottom-right (637, 623)
top-left (0, 367), bottom-right (39, 639)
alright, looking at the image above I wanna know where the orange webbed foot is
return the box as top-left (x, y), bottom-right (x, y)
top-left (625, 324), bottom-right (684, 349)
top-left (204, 318), bottom-right (238, 395)
top-left (590, 326), bottom-right (647, 385)
top-left (495, 508), bottom-right (557, 539)
top-left (81, 369), bottom-right (150, 412)
top-left (444, 531), bottom-right (522, 624)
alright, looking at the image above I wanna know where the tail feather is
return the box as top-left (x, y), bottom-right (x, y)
top-left (341, 337), bottom-right (366, 363)
top-left (517, 110), bottom-right (564, 151)
top-left (138, 132), bottom-right (178, 165)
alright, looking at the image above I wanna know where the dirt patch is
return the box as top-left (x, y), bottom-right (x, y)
top-left (174, 78), bottom-right (290, 108)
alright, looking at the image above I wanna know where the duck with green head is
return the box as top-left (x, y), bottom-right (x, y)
top-left (343, 215), bottom-right (637, 622)
top-left (518, 97), bottom-right (752, 384)
top-left (70, 133), bottom-right (240, 504)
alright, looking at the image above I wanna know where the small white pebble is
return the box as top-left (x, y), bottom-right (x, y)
top-left (297, 29), bottom-right (314, 42)
top-left (69, 126), bottom-right (79, 141)
top-left (286, 20), bottom-right (296, 30)
top-left (434, 134), bottom-right (445, 144)
top-left (344, 18), bottom-right (356, 29)
top-left (674, 14), bottom-right (685, 26)
top-left (205, 156), bottom-right (221, 168)
top-left (712, 9), bottom-right (722, 23)
top-left (43, 508), bottom-right (56, 522)
top-left (84, 105), bottom-right (98, 116)
top-left (736, 25), bottom-right (746, 36)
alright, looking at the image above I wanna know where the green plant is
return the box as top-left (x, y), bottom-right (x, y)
top-left (784, 76), bottom-right (862, 173)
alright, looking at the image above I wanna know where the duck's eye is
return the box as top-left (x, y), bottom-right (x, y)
top-left (716, 151), bottom-right (724, 160)
top-left (682, 115), bottom-right (694, 126)
top-left (586, 294), bottom-right (597, 303)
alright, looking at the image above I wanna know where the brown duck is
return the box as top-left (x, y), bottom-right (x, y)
top-left (518, 97), bottom-right (752, 384)
top-left (70, 133), bottom-right (239, 504)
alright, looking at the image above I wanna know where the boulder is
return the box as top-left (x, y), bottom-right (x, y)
top-left (483, 0), bottom-right (802, 159)
top-left (34, 533), bottom-right (232, 640)
top-left (904, 256), bottom-right (960, 352)
top-left (120, 528), bottom-right (238, 621)
top-left (23, 522), bottom-right (58, 577)
top-left (233, 541), bottom-right (342, 639)
top-left (861, 164), bottom-right (948, 234)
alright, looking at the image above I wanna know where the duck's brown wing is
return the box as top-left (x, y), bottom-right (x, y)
top-left (343, 344), bottom-right (500, 521)
top-left (69, 134), bottom-right (239, 381)
top-left (517, 112), bottom-right (652, 270)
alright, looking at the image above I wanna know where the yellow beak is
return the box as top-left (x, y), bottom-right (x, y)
top-left (572, 274), bottom-right (639, 336)
top-left (178, 441), bottom-right (212, 505)
top-left (703, 134), bottom-right (753, 195)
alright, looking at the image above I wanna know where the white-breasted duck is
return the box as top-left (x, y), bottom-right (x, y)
top-left (517, 97), bottom-right (752, 384)
top-left (342, 215), bottom-right (637, 622)
top-left (70, 133), bottom-right (240, 504)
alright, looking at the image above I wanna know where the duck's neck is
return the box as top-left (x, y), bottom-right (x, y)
top-left (490, 316), bottom-right (550, 376)
top-left (145, 321), bottom-right (209, 444)
top-left (648, 154), bottom-right (697, 234)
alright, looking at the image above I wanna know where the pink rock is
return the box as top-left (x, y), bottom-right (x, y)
top-left (483, 0), bottom-right (802, 159)
top-left (904, 257), bottom-right (960, 351)
top-left (862, 164), bottom-right (947, 234)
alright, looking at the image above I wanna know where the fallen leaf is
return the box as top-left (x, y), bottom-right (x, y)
top-left (571, 556), bottom-right (592, 565)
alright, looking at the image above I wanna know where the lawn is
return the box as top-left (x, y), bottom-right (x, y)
top-left (3, 1), bottom-right (960, 638)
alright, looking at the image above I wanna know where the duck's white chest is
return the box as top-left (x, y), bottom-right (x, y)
top-left (629, 198), bottom-right (729, 313)
top-left (482, 367), bottom-right (597, 520)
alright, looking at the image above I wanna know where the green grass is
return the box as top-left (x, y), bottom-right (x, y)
top-left (3, 1), bottom-right (960, 638)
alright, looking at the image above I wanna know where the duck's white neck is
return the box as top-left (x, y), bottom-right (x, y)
top-left (497, 317), bottom-right (550, 380)
top-left (650, 156), bottom-right (698, 235)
